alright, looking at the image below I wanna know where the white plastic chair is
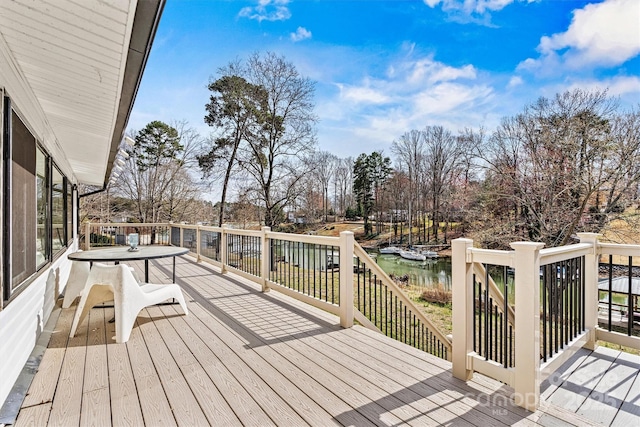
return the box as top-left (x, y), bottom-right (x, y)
top-left (62, 261), bottom-right (91, 308)
top-left (62, 260), bottom-right (139, 308)
top-left (69, 263), bottom-right (188, 343)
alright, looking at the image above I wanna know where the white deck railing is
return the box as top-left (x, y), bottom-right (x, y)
top-left (82, 222), bottom-right (452, 360)
top-left (452, 233), bottom-right (640, 411)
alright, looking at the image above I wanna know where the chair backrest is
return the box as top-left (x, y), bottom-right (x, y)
top-left (85, 263), bottom-right (142, 296)
top-left (118, 264), bottom-right (145, 298)
top-left (85, 263), bottom-right (122, 289)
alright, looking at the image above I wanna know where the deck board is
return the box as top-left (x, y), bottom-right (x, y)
top-left (13, 254), bottom-right (640, 427)
top-left (126, 321), bottom-right (177, 427)
top-left (137, 306), bottom-right (211, 427)
top-left (104, 306), bottom-right (145, 427)
top-left (80, 307), bottom-right (111, 426)
top-left (610, 352), bottom-right (640, 427)
top-left (576, 348), bottom-right (636, 424)
top-left (47, 305), bottom-right (88, 427)
top-left (20, 307), bottom-right (74, 408)
top-left (13, 403), bottom-right (52, 427)
top-left (543, 344), bottom-right (640, 426)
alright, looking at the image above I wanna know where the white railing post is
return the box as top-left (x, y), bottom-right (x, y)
top-left (179, 225), bottom-right (184, 248)
top-left (196, 225), bottom-right (201, 262)
top-left (339, 231), bottom-right (354, 328)
top-left (510, 241), bottom-right (545, 411)
top-left (261, 226), bottom-right (271, 292)
top-left (85, 221), bottom-right (91, 250)
top-left (452, 238), bottom-right (474, 381)
top-left (578, 232), bottom-right (601, 350)
top-left (221, 225), bottom-right (228, 274)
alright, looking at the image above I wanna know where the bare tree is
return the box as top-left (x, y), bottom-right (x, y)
top-left (480, 89), bottom-right (640, 247)
top-left (115, 120), bottom-right (203, 224)
top-left (334, 157), bottom-right (353, 218)
top-left (392, 129), bottom-right (424, 246)
top-left (310, 150), bottom-right (338, 222)
top-left (199, 61), bottom-right (267, 226)
top-left (240, 52), bottom-right (317, 228)
top-left (422, 126), bottom-right (463, 243)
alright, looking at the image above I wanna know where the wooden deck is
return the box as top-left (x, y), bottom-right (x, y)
top-left (13, 255), bottom-right (637, 426)
top-left (541, 346), bottom-right (640, 426)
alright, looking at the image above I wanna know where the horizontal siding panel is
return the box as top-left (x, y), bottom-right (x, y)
top-left (23, 63), bottom-right (120, 97)
top-left (1, 26), bottom-right (123, 70)
top-left (53, 0), bottom-right (131, 22)
top-left (39, 96), bottom-right (116, 123)
top-left (5, 0), bottom-right (127, 44)
top-left (1, 6), bottom-right (125, 59)
top-left (0, 249), bottom-right (74, 405)
top-left (9, 46), bottom-right (121, 87)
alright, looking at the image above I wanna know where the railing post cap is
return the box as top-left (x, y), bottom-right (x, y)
top-left (452, 238), bottom-right (473, 244)
top-left (340, 231), bottom-right (354, 236)
top-left (577, 232), bottom-right (601, 242)
top-left (509, 241), bottom-right (545, 251)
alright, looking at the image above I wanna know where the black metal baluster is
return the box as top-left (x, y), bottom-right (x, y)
top-left (562, 260), bottom-right (567, 347)
top-left (628, 256), bottom-right (633, 336)
top-left (395, 295), bottom-right (398, 340)
top-left (368, 270), bottom-right (373, 319)
top-left (551, 264), bottom-right (560, 354)
top-left (489, 297), bottom-right (494, 360)
top-left (473, 274), bottom-right (477, 353)
top-left (608, 255), bottom-right (613, 331)
top-left (569, 257), bottom-right (574, 339)
top-left (484, 268), bottom-right (489, 360)
top-left (498, 311), bottom-right (503, 365)
top-left (581, 256), bottom-right (585, 331)
top-left (494, 304), bottom-right (498, 361)
top-left (374, 275), bottom-right (378, 325)
top-left (503, 266), bottom-right (508, 368)
top-left (544, 264), bottom-right (549, 360)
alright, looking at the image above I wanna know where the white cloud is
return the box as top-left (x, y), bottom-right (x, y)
top-left (338, 83), bottom-right (390, 104)
top-left (290, 27), bottom-right (312, 42)
top-left (520, 0), bottom-right (640, 72)
top-left (239, 0), bottom-right (291, 22)
top-left (564, 75), bottom-right (640, 99)
top-left (413, 82), bottom-right (493, 115)
top-left (424, 0), bottom-right (517, 15)
top-left (408, 57), bottom-right (477, 84)
top-left (508, 76), bottom-right (523, 88)
top-left (322, 53), bottom-right (494, 151)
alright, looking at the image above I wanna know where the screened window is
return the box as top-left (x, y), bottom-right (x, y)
top-left (67, 180), bottom-right (73, 243)
top-left (52, 166), bottom-right (65, 253)
top-left (36, 145), bottom-right (49, 266)
top-left (11, 111), bottom-right (38, 288)
top-left (4, 101), bottom-right (73, 301)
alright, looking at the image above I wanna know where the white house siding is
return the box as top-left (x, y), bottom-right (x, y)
top-left (0, 245), bottom-right (76, 405)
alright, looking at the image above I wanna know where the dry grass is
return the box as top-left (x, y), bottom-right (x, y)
top-left (419, 284), bottom-right (452, 305)
top-left (405, 284), bottom-right (453, 336)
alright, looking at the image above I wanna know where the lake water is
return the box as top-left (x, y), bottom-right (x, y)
top-left (371, 253), bottom-right (452, 290)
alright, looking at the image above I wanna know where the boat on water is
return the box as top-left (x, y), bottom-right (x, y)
top-left (379, 246), bottom-right (402, 254)
top-left (422, 250), bottom-right (439, 259)
top-left (411, 245), bottom-right (439, 259)
top-left (399, 250), bottom-right (427, 261)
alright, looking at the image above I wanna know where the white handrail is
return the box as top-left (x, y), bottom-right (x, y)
top-left (353, 245), bottom-right (453, 357)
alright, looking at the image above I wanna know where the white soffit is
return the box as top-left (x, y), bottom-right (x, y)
top-left (0, 0), bottom-right (137, 185)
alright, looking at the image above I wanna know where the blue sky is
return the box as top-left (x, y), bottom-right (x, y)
top-left (130, 0), bottom-right (640, 159)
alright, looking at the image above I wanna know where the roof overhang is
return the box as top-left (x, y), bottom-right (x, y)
top-left (0, 0), bottom-right (164, 186)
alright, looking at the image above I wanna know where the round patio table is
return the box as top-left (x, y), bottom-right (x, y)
top-left (68, 245), bottom-right (189, 283)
